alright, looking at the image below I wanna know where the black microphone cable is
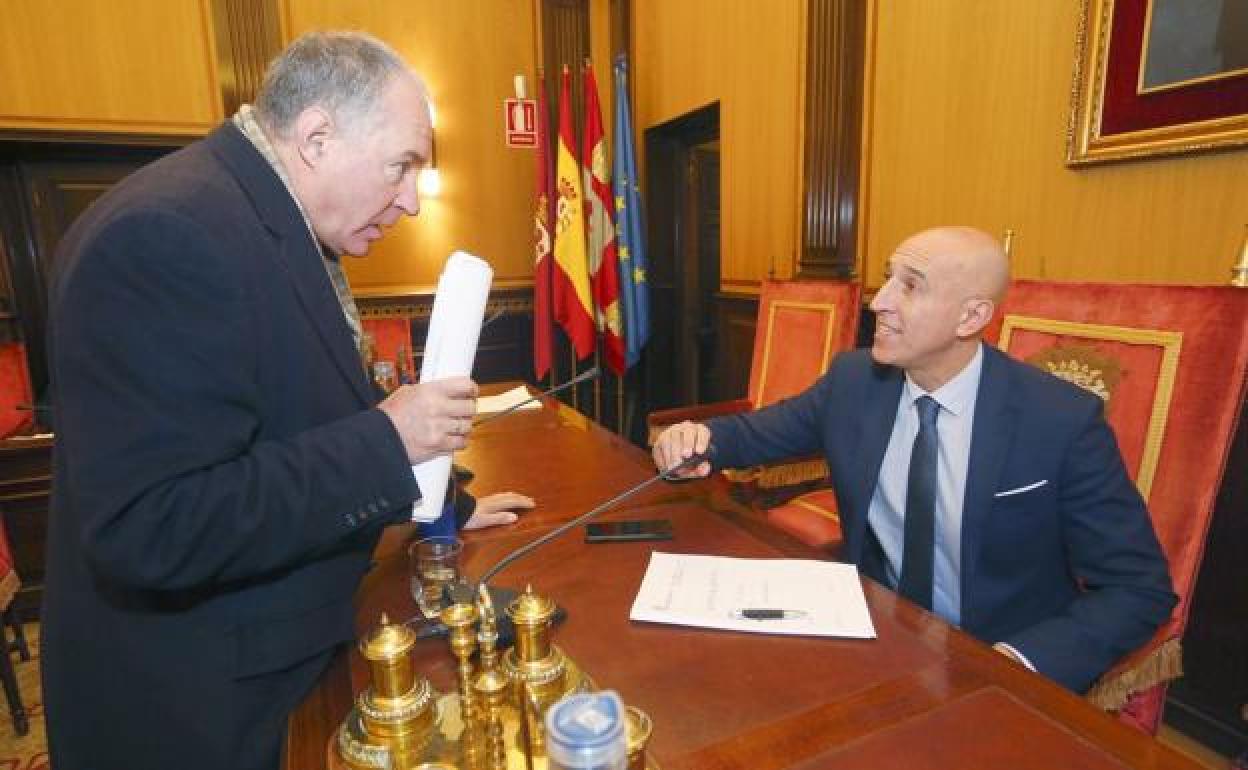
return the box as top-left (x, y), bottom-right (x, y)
top-left (475, 444), bottom-right (716, 587)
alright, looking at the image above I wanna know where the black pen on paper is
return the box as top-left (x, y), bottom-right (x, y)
top-left (731, 608), bottom-right (809, 621)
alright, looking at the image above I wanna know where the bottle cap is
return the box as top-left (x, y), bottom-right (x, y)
top-left (545, 690), bottom-right (628, 770)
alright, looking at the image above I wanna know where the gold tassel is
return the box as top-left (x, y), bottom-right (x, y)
top-left (1086, 636), bottom-right (1184, 711)
top-left (756, 459), bottom-right (829, 489)
top-left (722, 467), bottom-right (761, 484)
top-left (0, 571), bottom-right (17, 609)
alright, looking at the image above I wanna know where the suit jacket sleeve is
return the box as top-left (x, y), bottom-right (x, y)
top-left (705, 368), bottom-right (834, 469)
top-left (1001, 397), bottom-right (1176, 692)
top-left (52, 209), bottom-right (418, 592)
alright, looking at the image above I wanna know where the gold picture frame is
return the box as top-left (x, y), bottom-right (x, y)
top-left (1066, 0), bottom-right (1248, 166)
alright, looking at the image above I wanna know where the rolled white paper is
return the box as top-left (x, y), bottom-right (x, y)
top-left (411, 251), bottom-right (493, 521)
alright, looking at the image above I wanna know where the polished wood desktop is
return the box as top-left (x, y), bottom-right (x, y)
top-left (284, 394), bottom-right (1202, 770)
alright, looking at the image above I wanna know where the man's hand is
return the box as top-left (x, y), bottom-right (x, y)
top-left (377, 377), bottom-right (479, 464)
top-left (651, 421), bottom-right (713, 478)
top-left (464, 492), bottom-right (536, 530)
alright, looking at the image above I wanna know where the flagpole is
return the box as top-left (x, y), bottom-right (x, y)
top-left (569, 340), bottom-right (579, 411)
top-left (592, 347), bottom-right (602, 422)
top-left (616, 374), bottom-right (624, 435)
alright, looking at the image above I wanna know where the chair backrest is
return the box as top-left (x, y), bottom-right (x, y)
top-left (747, 280), bottom-right (862, 409)
top-left (361, 317), bottom-right (416, 384)
top-left (985, 282), bottom-right (1248, 669)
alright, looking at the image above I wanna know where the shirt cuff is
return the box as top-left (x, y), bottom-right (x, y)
top-left (994, 642), bottom-right (1037, 672)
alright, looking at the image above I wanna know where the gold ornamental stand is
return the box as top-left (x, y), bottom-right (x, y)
top-left (328, 586), bottom-right (656, 770)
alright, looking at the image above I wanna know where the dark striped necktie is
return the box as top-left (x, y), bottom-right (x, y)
top-left (899, 394), bottom-right (939, 610)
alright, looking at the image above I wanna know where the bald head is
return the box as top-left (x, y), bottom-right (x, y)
top-left (894, 226), bottom-right (1010, 303)
top-left (869, 226), bottom-right (1010, 391)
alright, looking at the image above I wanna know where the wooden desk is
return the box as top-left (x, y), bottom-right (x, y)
top-left (285, 398), bottom-right (1202, 770)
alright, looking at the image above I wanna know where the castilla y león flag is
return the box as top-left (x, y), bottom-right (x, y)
top-left (582, 63), bottom-right (625, 375)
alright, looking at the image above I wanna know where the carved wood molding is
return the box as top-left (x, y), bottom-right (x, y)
top-left (211, 0), bottom-right (283, 115)
top-left (357, 287), bottom-right (535, 321)
top-left (798, 0), bottom-right (866, 279)
top-left (540, 0), bottom-right (592, 138)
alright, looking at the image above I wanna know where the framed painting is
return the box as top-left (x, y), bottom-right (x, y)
top-left (1067, 0), bottom-right (1248, 165)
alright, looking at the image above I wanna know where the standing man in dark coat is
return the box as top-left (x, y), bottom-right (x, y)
top-left (42, 31), bottom-right (476, 770)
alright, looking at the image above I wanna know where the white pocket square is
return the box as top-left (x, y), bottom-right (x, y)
top-left (994, 480), bottom-right (1048, 498)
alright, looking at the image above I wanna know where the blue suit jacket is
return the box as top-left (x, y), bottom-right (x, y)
top-left (708, 346), bottom-right (1175, 693)
top-left (42, 123), bottom-right (419, 769)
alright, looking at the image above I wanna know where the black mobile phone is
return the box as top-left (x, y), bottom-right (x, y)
top-left (584, 519), bottom-right (673, 543)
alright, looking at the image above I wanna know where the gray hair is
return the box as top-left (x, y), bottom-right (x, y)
top-left (254, 30), bottom-right (412, 137)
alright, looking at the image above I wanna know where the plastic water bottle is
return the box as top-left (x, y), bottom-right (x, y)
top-left (544, 690), bottom-right (629, 770)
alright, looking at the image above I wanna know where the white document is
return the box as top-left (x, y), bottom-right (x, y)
top-left (411, 251), bottom-right (493, 522)
top-left (477, 385), bottom-right (540, 415)
top-left (629, 552), bottom-right (876, 638)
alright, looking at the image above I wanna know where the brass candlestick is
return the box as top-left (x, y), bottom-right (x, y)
top-left (442, 600), bottom-right (483, 766)
top-left (475, 662), bottom-right (511, 770)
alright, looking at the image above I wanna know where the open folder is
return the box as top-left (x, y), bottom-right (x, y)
top-left (629, 552), bottom-right (876, 638)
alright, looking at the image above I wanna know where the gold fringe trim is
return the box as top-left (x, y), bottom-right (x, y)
top-left (756, 459), bottom-right (828, 489)
top-left (1086, 636), bottom-right (1183, 711)
top-left (722, 466), bottom-right (760, 484)
top-left (0, 570), bottom-right (18, 610)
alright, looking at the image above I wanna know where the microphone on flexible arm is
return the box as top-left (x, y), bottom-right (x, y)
top-left (479, 307), bottom-right (506, 330)
top-left (473, 366), bottom-right (601, 426)
top-left (407, 443), bottom-right (716, 637)
top-left (475, 442), bottom-right (717, 588)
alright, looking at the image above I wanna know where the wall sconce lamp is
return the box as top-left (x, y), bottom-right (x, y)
top-left (1232, 224), bottom-right (1248, 288)
top-left (418, 101), bottom-right (442, 198)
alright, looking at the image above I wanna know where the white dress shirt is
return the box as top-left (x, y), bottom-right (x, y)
top-left (867, 343), bottom-right (983, 626)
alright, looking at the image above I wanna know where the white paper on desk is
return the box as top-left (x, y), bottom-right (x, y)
top-left (411, 251), bottom-right (493, 522)
top-left (477, 385), bottom-right (540, 414)
top-left (629, 552), bottom-right (876, 638)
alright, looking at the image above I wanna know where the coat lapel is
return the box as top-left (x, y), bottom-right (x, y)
top-left (206, 124), bottom-right (374, 406)
top-left (959, 345), bottom-right (1018, 628)
top-left (845, 363), bottom-right (905, 563)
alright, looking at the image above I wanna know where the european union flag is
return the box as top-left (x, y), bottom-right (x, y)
top-left (612, 55), bottom-right (650, 369)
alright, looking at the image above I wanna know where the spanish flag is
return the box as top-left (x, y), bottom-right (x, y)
top-left (552, 66), bottom-right (595, 360)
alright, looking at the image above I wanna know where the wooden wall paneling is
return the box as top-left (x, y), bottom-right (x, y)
top-left (633, 0), bottom-right (803, 289)
top-left (358, 288), bottom-right (536, 387)
top-left (797, 0), bottom-right (865, 279)
top-left (212, 0), bottom-right (283, 115)
top-left (0, 0), bottom-right (223, 135)
top-left (281, 1), bottom-right (537, 293)
top-left (542, 0), bottom-right (591, 145)
top-left (711, 292), bottom-right (758, 404)
top-left (860, 1), bottom-right (1248, 288)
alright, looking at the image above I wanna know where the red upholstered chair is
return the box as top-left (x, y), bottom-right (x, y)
top-left (361, 317), bottom-right (416, 388)
top-left (984, 281), bottom-right (1248, 734)
top-left (648, 280), bottom-right (861, 548)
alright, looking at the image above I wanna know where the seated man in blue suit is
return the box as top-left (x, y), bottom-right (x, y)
top-left (652, 225), bottom-right (1176, 693)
